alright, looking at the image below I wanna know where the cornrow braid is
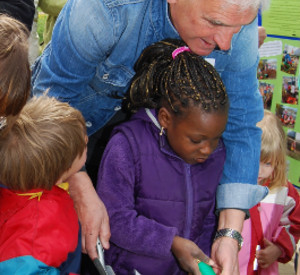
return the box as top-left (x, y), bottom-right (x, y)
top-left (123, 39), bottom-right (228, 116)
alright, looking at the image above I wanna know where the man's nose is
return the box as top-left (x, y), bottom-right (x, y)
top-left (214, 26), bottom-right (241, 51)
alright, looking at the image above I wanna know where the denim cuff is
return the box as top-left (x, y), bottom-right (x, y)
top-left (216, 183), bottom-right (269, 210)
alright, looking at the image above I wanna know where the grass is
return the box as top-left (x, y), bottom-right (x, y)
top-left (36, 10), bottom-right (47, 45)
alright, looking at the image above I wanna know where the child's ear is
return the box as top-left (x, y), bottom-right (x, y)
top-left (158, 107), bottom-right (172, 129)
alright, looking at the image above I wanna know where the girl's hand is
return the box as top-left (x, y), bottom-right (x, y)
top-left (171, 236), bottom-right (216, 275)
top-left (256, 239), bottom-right (282, 269)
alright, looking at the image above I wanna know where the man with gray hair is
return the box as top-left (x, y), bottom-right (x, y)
top-left (31, 0), bottom-right (269, 274)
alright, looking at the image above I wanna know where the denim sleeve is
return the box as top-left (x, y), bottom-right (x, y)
top-left (216, 18), bottom-right (268, 210)
top-left (32, 0), bottom-right (114, 99)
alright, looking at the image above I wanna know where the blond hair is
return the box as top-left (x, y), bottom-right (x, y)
top-left (0, 14), bottom-right (30, 118)
top-left (0, 96), bottom-right (87, 191)
top-left (257, 110), bottom-right (287, 189)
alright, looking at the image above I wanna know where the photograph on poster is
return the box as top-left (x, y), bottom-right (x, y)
top-left (281, 44), bottom-right (300, 75)
top-left (259, 82), bottom-right (274, 110)
top-left (287, 130), bottom-right (300, 160)
top-left (275, 104), bottom-right (297, 129)
top-left (257, 59), bottom-right (277, 79)
top-left (282, 76), bottom-right (299, 105)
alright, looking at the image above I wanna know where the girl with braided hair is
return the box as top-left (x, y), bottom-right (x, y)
top-left (96, 39), bottom-right (229, 275)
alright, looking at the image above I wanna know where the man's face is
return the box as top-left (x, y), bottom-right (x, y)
top-left (168, 0), bottom-right (258, 56)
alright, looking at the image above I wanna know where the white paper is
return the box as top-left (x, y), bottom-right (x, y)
top-left (259, 40), bottom-right (283, 57)
top-left (205, 58), bottom-right (215, 67)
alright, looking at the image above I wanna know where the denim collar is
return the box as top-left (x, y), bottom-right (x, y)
top-left (151, 0), bottom-right (180, 40)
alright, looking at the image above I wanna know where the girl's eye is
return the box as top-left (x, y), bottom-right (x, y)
top-left (265, 162), bottom-right (272, 166)
top-left (191, 139), bottom-right (202, 144)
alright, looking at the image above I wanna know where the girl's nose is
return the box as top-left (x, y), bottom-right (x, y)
top-left (199, 141), bottom-right (215, 156)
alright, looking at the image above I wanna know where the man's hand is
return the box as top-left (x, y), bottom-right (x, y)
top-left (258, 26), bottom-right (267, 48)
top-left (68, 171), bottom-right (111, 260)
top-left (211, 209), bottom-right (245, 274)
top-left (211, 236), bottom-right (239, 275)
top-left (256, 239), bottom-right (282, 269)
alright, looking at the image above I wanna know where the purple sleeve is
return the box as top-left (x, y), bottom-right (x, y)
top-left (96, 132), bottom-right (178, 258)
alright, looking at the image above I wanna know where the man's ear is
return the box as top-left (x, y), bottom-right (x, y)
top-left (158, 107), bottom-right (172, 129)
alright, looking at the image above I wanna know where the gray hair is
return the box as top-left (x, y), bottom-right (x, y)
top-left (224, 0), bottom-right (270, 11)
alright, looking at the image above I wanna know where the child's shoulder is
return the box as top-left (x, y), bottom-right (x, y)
top-left (286, 181), bottom-right (300, 200)
top-left (262, 185), bottom-right (288, 205)
top-left (0, 185), bottom-right (79, 268)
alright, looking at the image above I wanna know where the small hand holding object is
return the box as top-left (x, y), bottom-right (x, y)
top-left (171, 236), bottom-right (217, 275)
top-left (256, 238), bottom-right (282, 269)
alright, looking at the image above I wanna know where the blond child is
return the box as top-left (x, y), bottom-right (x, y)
top-left (239, 110), bottom-right (300, 275)
top-left (0, 96), bottom-right (87, 274)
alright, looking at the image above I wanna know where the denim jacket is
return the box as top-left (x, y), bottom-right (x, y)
top-left (31, 0), bottom-right (268, 210)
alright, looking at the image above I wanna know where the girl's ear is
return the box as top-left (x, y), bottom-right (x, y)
top-left (158, 107), bottom-right (172, 129)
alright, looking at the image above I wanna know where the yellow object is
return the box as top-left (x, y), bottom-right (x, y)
top-left (17, 191), bottom-right (43, 201)
top-left (16, 182), bottom-right (69, 201)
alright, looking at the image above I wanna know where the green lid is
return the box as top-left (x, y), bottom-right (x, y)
top-left (198, 261), bottom-right (216, 275)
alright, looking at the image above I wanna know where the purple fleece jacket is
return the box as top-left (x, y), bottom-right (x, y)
top-left (97, 108), bottom-right (226, 275)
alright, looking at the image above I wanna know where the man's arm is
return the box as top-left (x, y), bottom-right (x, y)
top-left (31, 0), bottom-right (114, 114)
top-left (211, 18), bottom-right (268, 275)
top-left (216, 17), bottom-right (268, 211)
top-left (68, 171), bottom-right (111, 260)
top-left (211, 209), bottom-right (245, 275)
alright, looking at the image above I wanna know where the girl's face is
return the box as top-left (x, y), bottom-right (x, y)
top-left (160, 106), bottom-right (227, 165)
top-left (258, 160), bottom-right (274, 184)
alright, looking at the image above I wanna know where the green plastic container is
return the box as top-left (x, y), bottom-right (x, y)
top-left (198, 261), bottom-right (216, 275)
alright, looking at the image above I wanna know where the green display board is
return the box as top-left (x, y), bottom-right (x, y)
top-left (259, 1), bottom-right (300, 188)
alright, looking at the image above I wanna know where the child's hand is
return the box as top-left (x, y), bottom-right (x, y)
top-left (256, 238), bottom-right (282, 269)
top-left (171, 236), bottom-right (216, 274)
